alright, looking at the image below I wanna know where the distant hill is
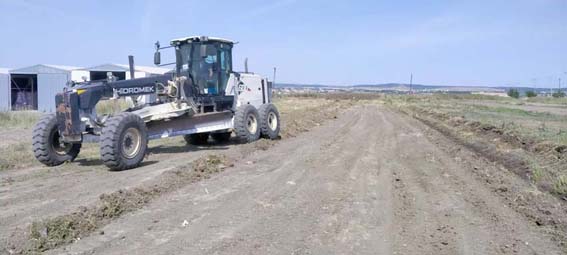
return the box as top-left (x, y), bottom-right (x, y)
top-left (275, 82), bottom-right (557, 94)
top-left (352, 83), bottom-right (505, 92)
top-left (275, 83), bottom-right (329, 88)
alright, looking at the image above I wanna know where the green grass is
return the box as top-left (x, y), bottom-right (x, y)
top-left (429, 93), bottom-right (513, 101)
top-left (526, 96), bottom-right (567, 105)
top-left (471, 105), bottom-right (554, 119)
top-left (553, 176), bottom-right (567, 196)
top-left (397, 97), bottom-right (567, 145)
top-left (455, 104), bottom-right (567, 145)
top-left (531, 165), bottom-right (544, 184)
top-left (0, 111), bottom-right (41, 129)
top-left (388, 94), bottom-right (567, 199)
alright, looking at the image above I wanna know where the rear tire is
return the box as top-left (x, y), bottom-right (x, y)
top-left (32, 113), bottom-right (81, 166)
top-left (234, 105), bottom-right (261, 143)
top-left (184, 133), bottom-right (210, 145)
top-left (211, 132), bottom-right (232, 143)
top-left (258, 103), bottom-right (280, 139)
top-left (100, 113), bottom-right (148, 171)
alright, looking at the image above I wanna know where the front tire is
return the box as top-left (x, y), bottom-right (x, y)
top-left (100, 113), bottom-right (148, 170)
top-left (258, 103), bottom-right (280, 139)
top-left (234, 105), bottom-right (261, 143)
top-left (32, 114), bottom-right (81, 166)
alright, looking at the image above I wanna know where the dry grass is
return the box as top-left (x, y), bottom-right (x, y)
top-left (387, 95), bottom-right (567, 145)
top-left (387, 94), bottom-right (567, 197)
top-left (526, 96), bottom-right (567, 105)
top-left (0, 111), bottom-right (41, 129)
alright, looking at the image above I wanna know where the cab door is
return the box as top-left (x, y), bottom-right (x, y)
top-left (217, 44), bottom-right (232, 95)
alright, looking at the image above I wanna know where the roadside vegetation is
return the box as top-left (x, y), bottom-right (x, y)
top-left (0, 111), bottom-right (40, 129)
top-left (507, 88), bottom-right (520, 98)
top-left (386, 93), bottom-right (567, 197)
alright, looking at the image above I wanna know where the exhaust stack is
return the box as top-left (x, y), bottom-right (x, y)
top-left (128, 55), bottom-right (135, 79)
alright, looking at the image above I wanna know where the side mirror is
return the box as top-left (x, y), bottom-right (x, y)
top-left (200, 44), bottom-right (207, 57)
top-left (154, 51), bottom-right (161, 65)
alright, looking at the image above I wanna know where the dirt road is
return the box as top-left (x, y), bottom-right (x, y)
top-left (37, 104), bottom-right (562, 255)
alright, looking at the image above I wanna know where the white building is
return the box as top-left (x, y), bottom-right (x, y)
top-left (3, 64), bottom-right (171, 112)
top-left (8, 65), bottom-right (87, 112)
top-left (0, 68), bottom-right (10, 111)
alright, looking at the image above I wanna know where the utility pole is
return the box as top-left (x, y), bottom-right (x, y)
top-left (273, 67), bottom-right (277, 86)
top-left (409, 73), bottom-right (413, 94)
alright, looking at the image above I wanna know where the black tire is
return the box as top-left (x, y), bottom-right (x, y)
top-left (184, 133), bottom-right (210, 145)
top-left (234, 104), bottom-right (261, 143)
top-left (100, 113), bottom-right (148, 170)
top-left (258, 103), bottom-right (280, 139)
top-left (211, 132), bottom-right (232, 143)
top-left (32, 113), bottom-right (81, 166)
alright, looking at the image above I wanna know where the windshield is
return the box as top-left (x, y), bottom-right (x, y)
top-left (176, 42), bottom-right (232, 95)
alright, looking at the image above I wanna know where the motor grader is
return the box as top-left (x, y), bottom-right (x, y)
top-left (32, 36), bottom-right (280, 170)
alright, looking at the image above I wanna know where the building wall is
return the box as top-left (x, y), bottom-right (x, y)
top-left (37, 73), bottom-right (70, 112)
top-left (0, 73), bottom-right (10, 111)
top-left (126, 71), bottom-right (147, 80)
top-left (71, 70), bottom-right (90, 82)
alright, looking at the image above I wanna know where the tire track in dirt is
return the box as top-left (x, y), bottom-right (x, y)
top-left (47, 104), bottom-right (564, 255)
top-left (0, 144), bottom-right (221, 245)
top-left (386, 108), bottom-right (561, 254)
top-left (1, 98), bottom-right (356, 254)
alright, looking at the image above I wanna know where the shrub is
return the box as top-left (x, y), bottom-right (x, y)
top-left (525, 91), bottom-right (537, 98)
top-left (552, 91), bottom-right (565, 98)
top-left (507, 89), bottom-right (520, 99)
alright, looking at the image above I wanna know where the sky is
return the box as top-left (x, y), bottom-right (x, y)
top-left (0, 0), bottom-right (566, 87)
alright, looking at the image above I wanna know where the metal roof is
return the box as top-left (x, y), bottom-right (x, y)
top-left (10, 64), bottom-right (83, 74)
top-left (170, 36), bottom-right (234, 45)
top-left (85, 64), bottom-right (129, 72)
top-left (114, 64), bottom-right (171, 74)
top-left (86, 64), bottom-right (171, 74)
top-left (43, 64), bottom-right (83, 71)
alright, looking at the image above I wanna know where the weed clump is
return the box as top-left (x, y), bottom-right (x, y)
top-left (553, 176), bottom-right (567, 196)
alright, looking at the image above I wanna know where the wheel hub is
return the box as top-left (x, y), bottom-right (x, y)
top-left (122, 128), bottom-right (142, 159)
top-left (268, 112), bottom-right (278, 131)
top-left (51, 129), bottom-right (72, 155)
top-left (247, 114), bottom-right (258, 134)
